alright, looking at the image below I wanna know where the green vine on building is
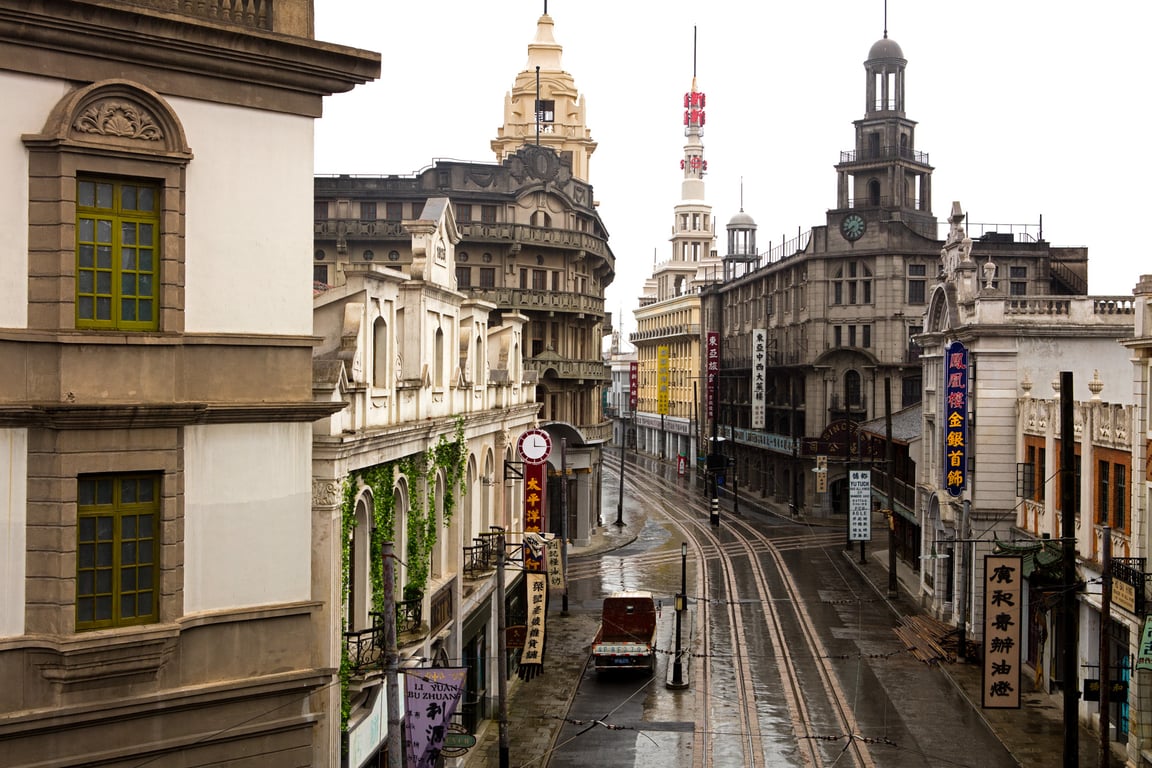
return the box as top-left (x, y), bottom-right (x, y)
top-left (337, 417), bottom-right (468, 732)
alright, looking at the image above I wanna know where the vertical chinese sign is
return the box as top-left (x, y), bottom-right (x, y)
top-left (523, 462), bottom-right (545, 571)
top-left (982, 555), bottom-right (1022, 708)
top-left (628, 361), bottom-right (638, 413)
top-left (706, 331), bottom-right (719, 421)
top-left (521, 572), bottom-right (548, 665)
top-left (944, 340), bottom-right (969, 497)
top-left (751, 328), bottom-right (766, 429)
top-left (848, 469), bottom-right (872, 541)
top-left (657, 345), bottom-right (670, 415)
top-left (404, 667), bottom-right (467, 768)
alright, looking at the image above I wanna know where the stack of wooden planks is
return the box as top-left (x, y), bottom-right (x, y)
top-left (894, 615), bottom-right (958, 664)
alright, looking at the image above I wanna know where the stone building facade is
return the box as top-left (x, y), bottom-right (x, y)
top-left (313, 10), bottom-right (615, 550)
top-left (0, 2), bottom-right (377, 765)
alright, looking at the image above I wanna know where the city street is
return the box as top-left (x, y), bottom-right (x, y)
top-left (549, 453), bottom-right (1018, 768)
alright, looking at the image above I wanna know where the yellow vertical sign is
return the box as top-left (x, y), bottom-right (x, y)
top-left (657, 345), bottom-right (670, 415)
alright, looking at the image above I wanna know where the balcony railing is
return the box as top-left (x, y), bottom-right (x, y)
top-left (629, 324), bottom-right (701, 343)
top-left (523, 357), bottom-right (610, 382)
top-left (470, 287), bottom-right (605, 316)
top-left (343, 624), bottom-right (382, 675)
top-left (839, 145), bottom-right (930, 165)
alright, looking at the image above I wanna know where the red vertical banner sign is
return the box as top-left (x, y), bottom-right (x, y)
top-left (706, 331), bottom-right (719, 421)
top-left (628, 361), bottom-right (638, 411)
top-left (982, 555), bottom-right (1023, 708)
top-left (523, 462), bottom-right (545, 571)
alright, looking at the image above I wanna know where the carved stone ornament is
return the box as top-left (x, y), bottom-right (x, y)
top-left (312, 479), bottom-right (342, 507)
top-left (73, 100), bottom-right (164, 141)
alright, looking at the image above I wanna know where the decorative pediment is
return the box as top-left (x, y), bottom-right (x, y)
top-left (73, 100), bottom-right (163, 141)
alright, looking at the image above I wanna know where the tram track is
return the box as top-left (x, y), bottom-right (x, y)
top-left (605, 457), bottom-right (874, 768)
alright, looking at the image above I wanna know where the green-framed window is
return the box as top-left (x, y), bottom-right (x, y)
top-left (76, 474), bottom-right (160, 630)
top-left (76, 178), bottom-right (159, 330)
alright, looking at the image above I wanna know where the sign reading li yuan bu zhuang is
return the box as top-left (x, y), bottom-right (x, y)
top-left (944, 340), bottom-right (969, 497)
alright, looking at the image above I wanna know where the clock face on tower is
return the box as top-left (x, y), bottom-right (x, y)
top-left (841, 213), bottom-right (866, 242)
top-left (517, 429), bottom-right (552, 465)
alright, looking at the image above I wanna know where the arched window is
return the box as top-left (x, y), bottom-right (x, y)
top-left (434, 326), bottom-right (445, 386)
top-left (473, 333), bottom-right (484, 386)
top-left (845, 370), bottom-right (862, 407)
top-left (868, 179), bottom-right (881, 207)
top-left (373, 316), bottom-right (389, 387)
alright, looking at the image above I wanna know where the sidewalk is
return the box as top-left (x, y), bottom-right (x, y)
top-left (849, 543), bottom-right (1120, 768)
top-left (460, 491), bottom-right (645, 768)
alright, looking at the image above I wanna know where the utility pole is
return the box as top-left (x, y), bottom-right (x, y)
top-left (885, 377), bottom-right (897, 596)
top-left (560, 437), bottom-right (569, 615)
top-left (383, 542), bottom-right (402, 768)
top-left (1060, 370), bottom-right (1079, 767)
top-left (496, 531), bottom-right (509, 768)
top-left (1100, 524), bottom-right (1112, 768)
top-left (615, 417), bottom-right (627, 527)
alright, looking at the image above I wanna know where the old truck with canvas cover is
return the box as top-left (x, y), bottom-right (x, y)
top-left (591, 591), bottom-right (658, 673)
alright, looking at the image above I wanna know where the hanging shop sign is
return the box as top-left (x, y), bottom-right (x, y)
top-left (706, 331), bottom-right (719, 421)
top-left (1136, 616), bottom-right (1152, 672)
top-left (944, 341), bottom-right (969, 497)
top-left (629, 361), bottom-right (638, 411)
top-left (982, 555), bottom-right (1023, 709)
top-left (848, 470), bottom-right (871, 542)
top-left (751, 328), bottom-right (767, 429)
top-left (657, 345), bottom-right (670, 415)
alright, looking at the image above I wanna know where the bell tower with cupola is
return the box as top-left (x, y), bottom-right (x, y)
top-left (492, 3), bottom-right (597, 184)
top-left (832, 22), bottom-right (935, 241)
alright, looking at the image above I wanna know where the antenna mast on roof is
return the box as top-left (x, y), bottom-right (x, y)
top-left (884, 0), bottom-right (888, 37)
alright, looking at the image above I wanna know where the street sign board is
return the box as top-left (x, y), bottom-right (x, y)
top-left (849, 469), bottom-right (871, 541)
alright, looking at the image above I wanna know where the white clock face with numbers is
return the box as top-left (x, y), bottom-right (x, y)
top-left (517, 429), bottom-right (552, 464)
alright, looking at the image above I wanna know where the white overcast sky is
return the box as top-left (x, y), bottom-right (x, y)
top-left (314, 2), bottom-right (1150, 344)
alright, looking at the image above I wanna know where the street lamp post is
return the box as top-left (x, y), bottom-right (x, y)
top-left (615, 416), bottom-right (627, 527)
top-left (670, 541), bottom-right (688, 689)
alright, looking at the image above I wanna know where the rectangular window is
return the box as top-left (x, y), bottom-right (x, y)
top-left (908, 263), bottom-right (927, 304)
top-left (1114, 464), bottom-right (1127, 529)
top-left (848, 282), bottom-right (857, 304)
top-left (901, 374), bottom-right (921, 408)
top-left (77, 178), bottom-right (159, 331)
top-left (456, 266), bottom-right (471, 288)
top-left (479, 267), bottom-right (496, 288)
top-left (862, 325), bottom-right (871, 348)
top-left (1038, 447), bottom-right (1046, 501)
top-left (532, 269), bottom-right (547, 290)
top-left (519, 269), bottom-right (528, 290)
top-left (314, 201), bottom-right (327, 220)
top-left (386, 202), bottom-right (403, 221)
top-left (457, 204), bottom-right (472, 223)
top-left (1010, 265), bottom-right (1027, 296)
top-left (833, 282), bottom-right (842, 305)
top-left (551, 271), bottom-right (561, 291)
top-left (314, 264), bottom-right (329, 285)
top-left (359, 202), bottom-right (376, 221)
top-left (411, 202), bottom-right (423, 219)
top-left (480, 205), bottom-right (497, 224)
top-left (848, 325), bottom-right (857, 347)
top-left (1098, 460), bottom-right (1109, 524)
top-left (76, 474), bottom-right (160, 630)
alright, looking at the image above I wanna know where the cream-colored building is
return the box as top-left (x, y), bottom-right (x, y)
top-left (0, 2), bottom-right (377, 766)
top-left (631, 73), bottom-right (718, 464)
top-left (311, 198), bottom-right (538, 765)
top-left (314, 10), bottom-right (614, 554)
top-left (916, 205), bottom-right (1140, 755)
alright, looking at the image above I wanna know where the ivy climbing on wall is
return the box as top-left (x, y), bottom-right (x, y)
top-left (337, 417), bottom-right (469, 732)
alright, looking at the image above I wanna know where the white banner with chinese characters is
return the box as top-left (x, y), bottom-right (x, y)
top-left (751, 328), bottom-right (766, 429)
top-left (848, 470), bottom-right (871, 541)
top-left (521, 572), bottom-right (548, 666)
top-left (982, 555), bottom-right (1022, 709)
